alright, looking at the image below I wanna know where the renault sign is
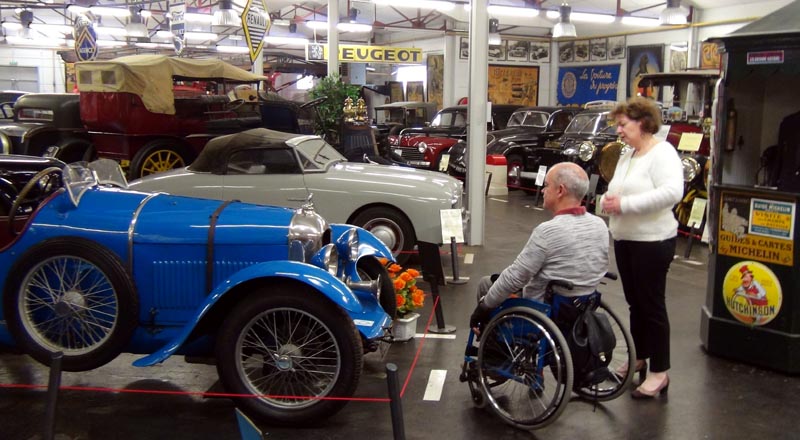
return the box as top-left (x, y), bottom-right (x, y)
top-left (241, 0), bottom-right (271, 64)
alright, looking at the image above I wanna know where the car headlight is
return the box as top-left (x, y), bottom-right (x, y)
top-left (311, 243), bottom-right (339, 276)
top-left (682, 156), bottom-right (700, 182)
top-left (578, 141), bottom-right (596, 162)
top-left (0, 133), bottom-right (10, 155)
top-left (417, 142), bottom-right (428, 153)
top-left (287, 201), bottom-right (331, 263)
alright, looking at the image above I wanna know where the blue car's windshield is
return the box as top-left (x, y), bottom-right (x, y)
top-left (63, 159), bottom-right (128, 206)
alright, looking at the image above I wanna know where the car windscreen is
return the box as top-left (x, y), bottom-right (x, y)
top-left (565, 113), bottom-right (611, 134)
top-left (294, 138), bottom-right (346, 170)
top-left (508, 111), bottom-right (549, 128)
top-left (375, 108), bottom-right (404, 124)
top-left (431, 110), bottom-right (467, 128)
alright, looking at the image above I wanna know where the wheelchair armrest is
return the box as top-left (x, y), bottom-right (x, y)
top-left (604, 272), bottom-right (618, 281)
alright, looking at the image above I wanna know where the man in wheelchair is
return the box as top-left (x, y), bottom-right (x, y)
top-left (470, 162), bottom-right (609, 333)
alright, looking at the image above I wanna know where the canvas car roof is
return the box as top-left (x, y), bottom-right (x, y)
top-left (75, 55), bottom-right (269, 115)
top-left (190, 128), bottom-right (298, 173)
top-left (376, 101), bottom-right (437, 110)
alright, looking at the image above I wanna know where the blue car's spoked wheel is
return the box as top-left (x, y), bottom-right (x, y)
top-left (5, 238), bottom-right (138, 371)
top-left (216, 286), bottom-right (363, 426)
top-left (478, 307), bottom-right (573, 430)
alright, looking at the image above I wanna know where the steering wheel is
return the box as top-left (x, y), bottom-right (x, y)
top-left (300, 96), bottom-right (328, 109)
top-left (0, 102), bottom-right (14, 119)
top-left (226, 98), bottom-right (246, 111)
top-left (8, 167), bottom-right (62, 236)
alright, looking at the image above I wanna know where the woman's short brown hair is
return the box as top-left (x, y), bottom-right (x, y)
top-left (610, 96), bottom-right (662, 134)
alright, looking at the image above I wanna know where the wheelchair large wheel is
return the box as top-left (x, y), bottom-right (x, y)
top-left (574, 300), bottom-right (636, 401)
top-left (478, 307), bottom-right (573, 430)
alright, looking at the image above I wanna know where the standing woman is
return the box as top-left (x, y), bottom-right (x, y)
top-left (601, 97), bottom-right (683, 399)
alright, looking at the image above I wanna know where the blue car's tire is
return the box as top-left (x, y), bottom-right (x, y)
top-left (4, 237), bottom-right (138, 372)
top-left (215, 284), bottom-right (363, 426)
top-left (357, 256), bottom-right (397, 319)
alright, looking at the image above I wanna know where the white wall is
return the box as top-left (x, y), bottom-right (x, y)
top-left (0, 47), bottom-right (66, 93)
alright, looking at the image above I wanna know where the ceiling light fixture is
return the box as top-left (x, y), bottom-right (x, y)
top-left (488, 18), bottom-right (501, 45)
top-left (372, 0), bottom-right (454, 12)
top-left (552, 3), bottom-right (576, 39)
top-left (545, 9), bottom-right (613, 23)
top-left (465, 5), bottom-right (539, 18)
top-left (660, 0), bottom-right (689, 25)
top-left (306, 21), bottom-right (372, 32)
top-left (213, 0), bottom-right (241, 27)
top-left (216, 45), bottom-right (250, 53)
top-left (125, 8), bottom-right (148, 38)
top-left (264, 36), bottom-right (309, 46)
top-left (18, 10), bottom-right (34, 39)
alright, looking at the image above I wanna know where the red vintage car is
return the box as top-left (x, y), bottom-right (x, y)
top-left (388, 104), bottom-right (521, 171)
top-left (75, 55), bottom-right (315, 178)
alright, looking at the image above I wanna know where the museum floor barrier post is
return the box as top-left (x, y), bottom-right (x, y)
top-left (44, 351), bottom-right (63, 440)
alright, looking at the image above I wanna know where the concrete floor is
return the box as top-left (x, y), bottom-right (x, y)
top-left (2, 190), bottom-right (799, 439)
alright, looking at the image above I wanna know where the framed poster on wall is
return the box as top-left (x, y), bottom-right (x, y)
top-left (406, 81), bottom-right (424, 102)
top-left (427, 54), bottom-right (444, 110)
top-left (388, 81), bottom-right (405, 103)
top-left (627, 45), bottom-right (664, 98)
top-left (506, 40), bottom-right (529, 61)
top-left (557, 65), bottom-right (621, 106)
top-left (558, 41), bottom-right (574, 63)
top-left (459, 36), bottom-right (469, 59)
top-left (530, 42), bottom-right (550, 63)
top-left (487, 65), bottom-right (539, 106)
top-left (489, 41), bottom-right (507, 61)
top-left (590, 38), bottom-right (607, 61)
top-left (701, 41), bottom-right (722, 70)
top-left (608, 35), bottom-right (626, 60)
top-left (574, 40), bottom-right (589, 62)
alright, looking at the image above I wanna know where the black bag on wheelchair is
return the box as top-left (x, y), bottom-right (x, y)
top-left (553, 296), bottom-right (616, 389)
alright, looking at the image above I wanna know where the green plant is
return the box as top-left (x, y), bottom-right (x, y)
top-left (308, 74), bottom-right (360, 146)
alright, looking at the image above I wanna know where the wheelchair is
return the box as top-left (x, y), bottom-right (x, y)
top-left (459, 274), bottom-right (635, 430)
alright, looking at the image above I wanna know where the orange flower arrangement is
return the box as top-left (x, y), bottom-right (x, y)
top-left (379, 258), bottom-right (425, 316)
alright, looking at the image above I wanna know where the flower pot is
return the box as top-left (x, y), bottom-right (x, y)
top-left (392, 312), bottom-right (420, 341)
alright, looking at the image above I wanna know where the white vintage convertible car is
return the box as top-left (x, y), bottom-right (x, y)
top-left (129, 128), bottom-right (465, 265)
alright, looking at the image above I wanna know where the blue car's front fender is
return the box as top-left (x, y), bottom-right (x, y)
top-left (331, 223), bottom-right (395, 262)
top-left (134, 260), bottom-right (370, 367)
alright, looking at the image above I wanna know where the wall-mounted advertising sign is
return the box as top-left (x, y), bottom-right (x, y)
top-left (306, 44), bottom-right (423, 64)
top-left (556, 65), bottom-right (620, 106)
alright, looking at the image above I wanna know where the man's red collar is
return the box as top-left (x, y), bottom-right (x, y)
top-left (554, 206), bottom-right (586, 216)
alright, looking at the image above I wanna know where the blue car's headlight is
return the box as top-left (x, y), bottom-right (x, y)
top-left (311, 243), bottom-right (339, 276)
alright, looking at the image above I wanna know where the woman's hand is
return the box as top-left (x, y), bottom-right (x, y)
top-left (602, 193), bottom-right (622, 215)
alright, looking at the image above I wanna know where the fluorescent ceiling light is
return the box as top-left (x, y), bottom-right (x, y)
top-left (489, 5), bottom-right (539, 18)
top-left (272, 19), bottom-right (291, 26)
top-left (307, 21), bottom-right (373, 32)
top-left (621, 16), bottom-right (660, 26)
top-left (6, 36), bottom-right (70, 47)
top-left (135, 42), bottom-right (173, 49)
top-left (185, 13), bottom-right (214, 23)
top-left (126, 22), bottom-right (148, 37)
top-left (30, 23), bottom-right (73, 34)
top-left (216, 45), bottom-right (250, 53)
top-left (264, 36), bottom-right (309, 45)
top-left (571, 12), bottom-right (615, 23)
top-left (228, 35), bottom-right (243, 40)
top-left (338, 22), bottom-right (372, 32)
top-left (97, 40), bottom-right (128, 47)
top-left (66, 5), bottom-right (88, 15)
top-left (372, 0), bottom-right (454, 12)
top-left (95, 26), bottom-right (129, 37)
top-left (185, 32), bottom-right (218, 41)
top-left (140, 10), bottom-right (152, 19)
top-left (90, 6), bottom-right (131, 17)
top-left (155, 30), bottom-right (173, 39)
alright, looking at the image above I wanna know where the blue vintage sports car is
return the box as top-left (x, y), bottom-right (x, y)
top-left (0, 156), bottom-right (396, 425)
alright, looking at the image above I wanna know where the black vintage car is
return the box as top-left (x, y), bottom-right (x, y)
top-left (548, 107), bottom-right (626, 196)
top-left (372, 101), bottom-right (437, 138)
top-left (446, 106), bottom-right (580, 192)
top-left (0, 91), bottom-right (28, 120)
top-left (0, 94), bottom-right (92, 162)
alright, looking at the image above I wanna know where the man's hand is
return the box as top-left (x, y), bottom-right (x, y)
top-left (470, 299), bottom-right (492, 335)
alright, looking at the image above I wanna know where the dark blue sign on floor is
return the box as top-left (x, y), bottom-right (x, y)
top-left (557, 65), bottom-right (620, 106)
